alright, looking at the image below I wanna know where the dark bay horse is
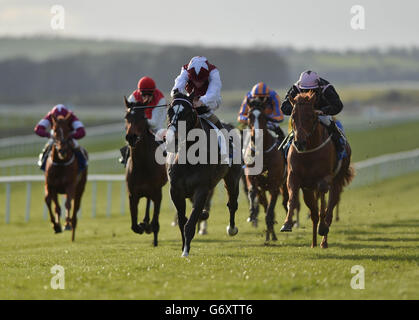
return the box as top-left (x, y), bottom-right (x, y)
top-left (244, 105), bottom-right (288, 241)
top-left (124, 97), bottom-right (168, 246)
top-left (44, 114), bottom-right (87, 241)
top-left (280, 92), bottom-right (354, 248)
top-left (166, 92), bottom-right (242, 257)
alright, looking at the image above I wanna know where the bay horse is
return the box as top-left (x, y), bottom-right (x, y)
top-left (124, 97), bottom-right (168, 247)
top-left (280, 92), bottom-right (354, 248)
top-left (245, 104), bottom-right (288, 241)
top-left (166, 92), bottom-right (242, 257)
top-left (44, 114), bottom-right (88, 242)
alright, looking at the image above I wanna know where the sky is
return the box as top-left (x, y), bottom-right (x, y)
top-left (0, 0), bottom-right (418, 50)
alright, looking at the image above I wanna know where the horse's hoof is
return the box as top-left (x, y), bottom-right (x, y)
top-left (200, 210), bottom-right (209, 221)
top-left (181, 249), bottom-right (189, 257)
top-left (171, 221), bottom-right (178, 227)
top-left (142, 222), bottom-right (152, 234)
top-left (318, 225), bottom-right (329, 236)
top-left (64, 223), bottom-right (72, 231)
top-left (131, 224), bottom-right (144, 234)
top-left (54, 224), bottom-right (62, 233)
top-left (252, 219), bottom-right (258, 228)
top-left (280, 222), bottom-right (293, 232)
top-left (320, 242), bottom-right (328, 249)
top-left (247, 216), bottom-right (253, 223)
top-left (226, 225), bottom-right (238, 236)
top-left (293, 221), bottom-right (299, 228)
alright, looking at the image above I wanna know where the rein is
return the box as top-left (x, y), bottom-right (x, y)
top-left (51, 153), bottom-right (75, 166)
top-left (292, 135), bottom-right (332, 154)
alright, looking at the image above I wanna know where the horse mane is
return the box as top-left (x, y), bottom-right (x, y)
top-left (294, 91), bottom-right (316, 105)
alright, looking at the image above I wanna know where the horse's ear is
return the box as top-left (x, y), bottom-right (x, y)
top-left (124, 96), bottom-right (129, 109)
top-left (308, 90), bottom-right (317, 104)
top-left (64, 112), bottom-right (72, 122)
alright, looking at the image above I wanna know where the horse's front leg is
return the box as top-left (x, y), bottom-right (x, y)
top-left (45, 186), bottom-right (62, 233)
top-left (142, 198), bottom-right (153, 234)
top-left (170, 187), bottom-right (187, 254)
top-left (247, 184), bottom-right (259, 228)
top-left (183, 189), bottom-right (209, 257)
top-left (280, 173), bottom-right (300, 232)
top-left (302, 189), bottom-right (319, 248)
top-left (129, 194), bottom-right (143, 234)
top-left (150, 190), bottom-right (162, 247)
top-left (318, 191), bottom-right (329, 248)
top-left (64, 185), bottom-right (75, 231)
top-left (266, 188), bottom-right (279, 241)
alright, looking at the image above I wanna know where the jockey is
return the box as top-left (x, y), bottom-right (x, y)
top-left (171, 56), bottom-right (232, 162)
top-left (281, 70), bottom-right (346, 157)
top-left (237, 82), bottom-right (285, 142)
top-left (119, 76), bottom-right (167, 165)
top-left (171, 56), bottom-right (224, 130)
top-left (34, 104), bottom-right (87, 171)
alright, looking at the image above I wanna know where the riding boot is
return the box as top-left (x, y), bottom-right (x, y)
top-left (274, 126), bottom-right (286, 143)
top-left (74, 148), bottom-right (87, 171)
top-left (119, 145), bottom-right (130, 167)
top-left (327, 121), bottom-right (346, 158)
top-left (38, 140), bottom-right (53, 171)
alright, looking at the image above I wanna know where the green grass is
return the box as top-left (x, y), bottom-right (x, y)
top-left (0, 172), bottom-right (418, 299)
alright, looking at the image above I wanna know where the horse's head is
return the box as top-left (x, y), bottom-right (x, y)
top-left (51, 113), bottom-right (73, 160)
top-left (166, 92), bottom-right (197, 142)
top-left (124, 96), bottom-right (150, 147)
top-left (247, 102), bottom-right (268, 138)
top-left (290, 91), bottom-right (318, 152)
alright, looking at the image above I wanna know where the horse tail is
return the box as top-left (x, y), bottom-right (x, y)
top-left (342, 164), bottom-right (355, 187)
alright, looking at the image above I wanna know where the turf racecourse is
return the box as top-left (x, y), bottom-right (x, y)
top-left (0, 172), bottom-right (418, 300)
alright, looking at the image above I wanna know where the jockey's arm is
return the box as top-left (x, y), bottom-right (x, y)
top-left (198, 69), bottom-right (222, 111)
top-left (281, 85), bottom-right (299, 116)
top-left (267, 92), bottom-right (284, 122)
top-left (237, 96), bottom-right (249, 124)
top-left (171, 67), bottom-right (189, 97)
top-left (148, 97), bottom-right (167, 130)
top-left (321, 85), bottom-right (343, 115)
top-left (34, 118), bottom-right (52, 138)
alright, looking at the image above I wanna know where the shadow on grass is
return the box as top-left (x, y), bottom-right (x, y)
top-left (370, 219), bottom-right (419, 229)
top-left (309, 253), bottom-right (418, 262)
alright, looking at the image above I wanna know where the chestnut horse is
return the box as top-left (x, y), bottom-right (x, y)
top-left (124, 97), bottom-right (168, 247)
top-left (167, 92), bottom-right (242, 257)
top-left (280, 92), bottom-right (354, 248)
top-left (44, 114), bottom-right (88, 242)
top-left (245, 105), bottom-right (288, 241)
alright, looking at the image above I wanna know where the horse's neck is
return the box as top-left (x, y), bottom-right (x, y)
top-left (130, 131), bottom-right (156, 167)
top-left (50, 145), bottom-right (72, 164)
top-left (307, 123), bottom-right (329, 149)
top-left (262, 127), bottom-right (274, 149)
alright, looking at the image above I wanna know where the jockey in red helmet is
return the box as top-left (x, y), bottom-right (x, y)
top-left (119, 76), bottom-right (167, 165)
top-left (34, 104), bottom-right (87, 171)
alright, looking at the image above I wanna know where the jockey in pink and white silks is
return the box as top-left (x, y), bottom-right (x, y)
top-left (281, 70), bottom-right (347, 159)
top-left (34, 104), bottom-right (87, 171)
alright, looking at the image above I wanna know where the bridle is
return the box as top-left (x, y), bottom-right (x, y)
top-left (248, 107), bottom-right (279, 154)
